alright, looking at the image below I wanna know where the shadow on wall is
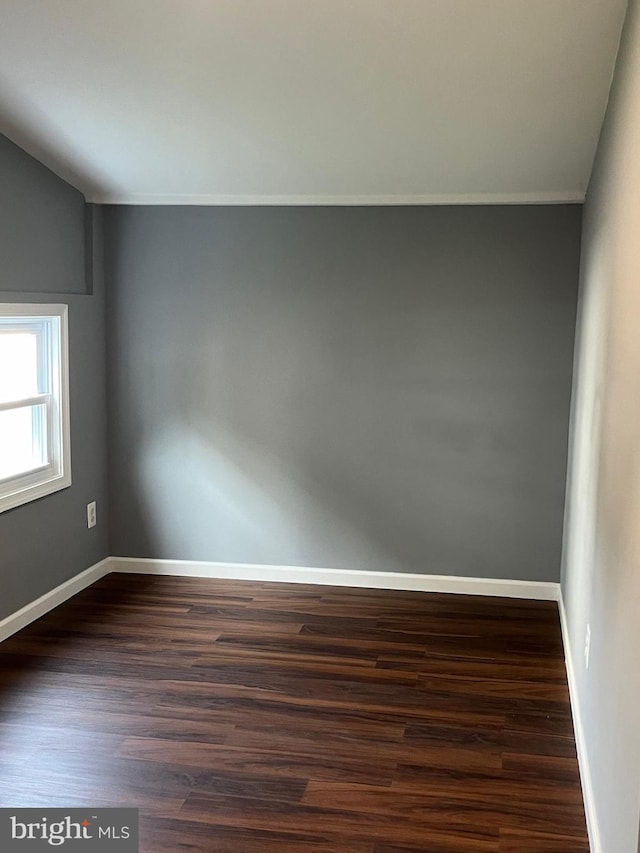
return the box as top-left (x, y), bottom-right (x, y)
top-left (136, 419), bottom-right (424, 574)
top-left (129, 400), bottom-right (554, 579)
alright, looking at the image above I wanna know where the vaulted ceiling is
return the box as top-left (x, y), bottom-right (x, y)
top-left (0, 0), bottom-right (628, 204)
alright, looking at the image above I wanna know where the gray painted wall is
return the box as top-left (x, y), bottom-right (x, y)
top-left (0, 134), bottom-right (109, 621)
top-left (0, 134), bottom-right (87, 294)
top-left (561, 0), bottom-right (640, 849)
top-left (105, 204), bottom-right (580, 581)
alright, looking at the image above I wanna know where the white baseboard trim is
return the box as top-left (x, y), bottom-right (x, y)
top-left (0, 556), bottom-right (560, 643)
top-left (558, 593), bottom-right (600, 853)
top-left (0, 558), bottom-right (112, 643)
top-left (0, 557), bottom-right (560, 645)
top-left (108, 556), bottom-right (560, 600)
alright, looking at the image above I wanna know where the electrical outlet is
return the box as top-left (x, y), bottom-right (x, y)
top-left (87, 501), bottom-right (97, 529)
top-left (584, 624), bottom-right (591, 669)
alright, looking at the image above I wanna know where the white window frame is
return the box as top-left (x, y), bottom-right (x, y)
top-left (0, 303), bottom-right (71, 513)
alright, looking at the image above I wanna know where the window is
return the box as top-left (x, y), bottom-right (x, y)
top-left (0, 304), bottom-right (71, 513)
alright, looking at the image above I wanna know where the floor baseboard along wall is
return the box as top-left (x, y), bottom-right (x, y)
top-left (0, 555), bottom-right (560, 642)
top-left (110, 556), bottom-right (560, 599)
top-left (558, 596), bottom-right (600, 853)
top-left (0, 558), bottom-right (112, 644)
top-left (0, 555), bottom-right (596, 852)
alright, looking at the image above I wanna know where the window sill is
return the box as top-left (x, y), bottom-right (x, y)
top-left (0, 471), bottom-right (72, 514)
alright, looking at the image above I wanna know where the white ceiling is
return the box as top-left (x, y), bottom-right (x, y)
top-left (0, 0), bottom-right (628, 204)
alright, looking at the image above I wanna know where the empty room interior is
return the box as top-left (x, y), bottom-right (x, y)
top-left (1, 1), bottom-right (639, 851)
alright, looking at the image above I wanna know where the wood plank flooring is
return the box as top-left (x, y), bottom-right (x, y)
top-left (0, 573), bottom-right (588, 852)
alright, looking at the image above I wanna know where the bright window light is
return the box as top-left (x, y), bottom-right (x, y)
top-left (0, 304), bottom-right (71, 513)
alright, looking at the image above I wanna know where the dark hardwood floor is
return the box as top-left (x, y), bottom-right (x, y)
top-left (0, 573), bottom-right (588, 852)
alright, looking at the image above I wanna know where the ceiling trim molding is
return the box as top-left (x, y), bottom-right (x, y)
top-left (86, 191), bottom-right (585, 206)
